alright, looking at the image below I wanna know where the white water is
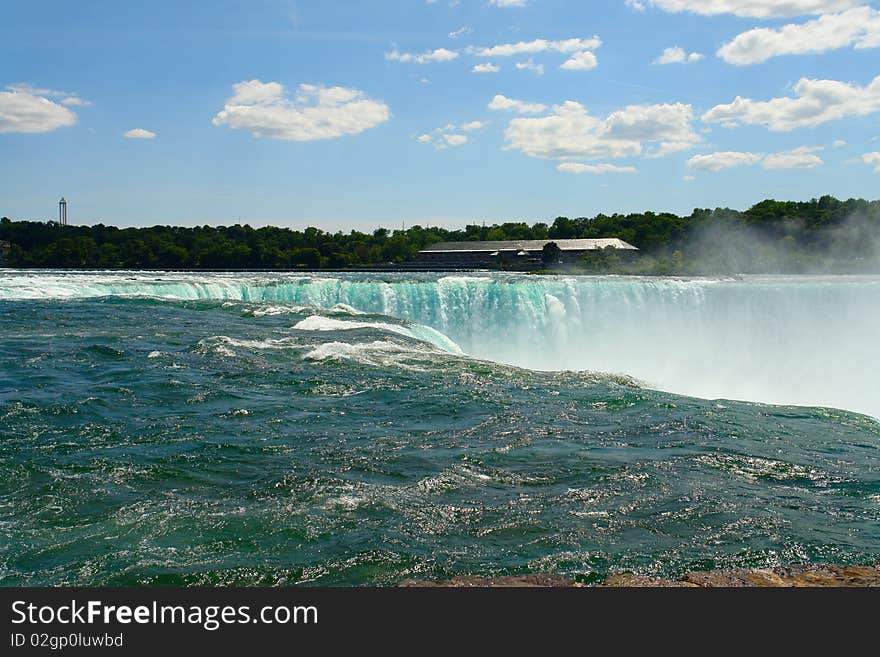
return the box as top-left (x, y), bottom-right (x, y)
top-left (293, 315), bottom-right (464, 354)
top-left (2, 270), bottom-right (879, 417)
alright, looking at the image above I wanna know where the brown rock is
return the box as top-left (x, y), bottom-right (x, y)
top-left (602, 574), bottom-right (697, 587)
top-left (398, 564), bottom-right (880, 588)
top-left (609, 564), bottom-right (880, 588)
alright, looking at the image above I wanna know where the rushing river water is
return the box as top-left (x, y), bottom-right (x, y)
top-left (1, 271), bottom-right (878, 585)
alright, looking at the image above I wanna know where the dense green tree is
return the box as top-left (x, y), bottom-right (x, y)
top-left (1, 195), bottom-right (879, 273)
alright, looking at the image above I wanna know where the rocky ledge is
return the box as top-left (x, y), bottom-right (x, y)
top-left (399, 564), bottom-right (880, 588)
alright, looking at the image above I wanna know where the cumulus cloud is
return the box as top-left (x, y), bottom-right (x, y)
top-left (504, 100), bottom-right (700, 161)
top-left (653, 46), bottom-right (705, 64)
top-left (636, 1), bottom-right (863, 18)
top-left (0, 84), bottom-right (78, 133)
top-left (558, 162), bottom-right (638, 174)
top-left (687, 151), bottom-right (765, 171)
top-left (469, 37), bottom-right (601, 57)
top-left (703, 76), bottom-right (880, 131)
top-left (489, 0), bottom-right (527, 6)
top-left (687, 147), bottom-right (823, 171)
top-left (863, 152), bottom-right (880, 172)
top-left (385, 48), bottom-right (459, 64)
top-left (6, 83), bottom-right (91, 107)
top-left (488, 94), bottom-right (548, 114)
top-left (124, 128), bottom-right (156, 139)
top-left (761, 146), bottom-right (824, 169)
top-left (386, 35), bottom-right (602, 73)
top-left (560, 51), bottom-right (599, 70)
top-left (516, 59), bottom-right (545, 74)
top-left (718, 7), bottom-right (880, 65)
top-left (473, 62), bottom-right (501, 73)
top-left (417, 120), bottom-right (484, 149)
top-left (833, 139), bottom-right (847, 147)
top-left (212, 80), bottom-right (391, 141)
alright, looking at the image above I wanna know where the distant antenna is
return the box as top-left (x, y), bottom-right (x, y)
top-left (58, 197), bottom-right (67, 226)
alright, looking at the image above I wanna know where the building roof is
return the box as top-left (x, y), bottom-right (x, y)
top-left (420, 238), bottom-right (638, 253)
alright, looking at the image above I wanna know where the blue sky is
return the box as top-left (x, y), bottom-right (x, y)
top-left (1, 0), bottom-right (879, 230)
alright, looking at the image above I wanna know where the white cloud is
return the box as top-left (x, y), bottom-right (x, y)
top-left (386, 35), bottom-right (602, 73)
top-left (637, 1), bottom-right (863, 18)
top-left (223, 80), bottom-right (283, 105)
top-left (656, 47), bottom-right (686, 64)
top-left (647, 140), bottom-right (700, 158)
top-left (449, 26), bottom-right (472, 39)
top-left (718, 7), bottom-right (880, 65)
top-left (863, 151), bottom-right (880, 172)
top-left (488, 94), bottom-right (548, 114)
top-left (516, 59), bottom-right (545, 74)
top-left (489, 0), bottom-right (527, 6)
top-left (62, 96), bottom-right (92, 107)
top-left (558, 162), bottom-right (638, 174)
top-left (0, 84), bottom-right (78, 133)
top-left (703, 75), bottom-right (880, 131)
top-left (470, 37), bottom-right (601, 57)
top-left (124, 128), bottom-right (157, 139)
top-left (687, 151), bottom-right (765, 171)
top-left (833, 139), bottom-right (847, 147)
top-left (5, 83), bottom-right (91, 107)
top-left (212, 80), bottom-right (391, 141)
top-left (473, 62), bottom-right (501, 73)
top-left (654, 46), bottom-right (704, 64)
top-left (687, 146), bottom-right (823, 171)
top-left (443, 134), bottom-right (468, 147)
top-left (385, 48), bottom-right (459, 64)
top-left (761, 146), bottom-right (824, 169)
top-left (6, 83), bottom-right (64, 96)
top-left (418, 121), bottom-right (483, 149)
top-left (560, 51), bottom-right (599, 71)
top-left (504, 100), bottom-right (700, 161)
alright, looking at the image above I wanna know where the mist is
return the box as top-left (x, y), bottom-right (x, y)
top-left (416, 276), bottom-right (880, 419)
top-left (676, 204), bottom-right (880, 276)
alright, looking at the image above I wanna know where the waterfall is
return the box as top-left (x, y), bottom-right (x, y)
top-left (2, 270), bottom-right (879, 417)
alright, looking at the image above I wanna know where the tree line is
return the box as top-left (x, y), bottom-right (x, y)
top-left (1, 195), bottom-right (878, 273)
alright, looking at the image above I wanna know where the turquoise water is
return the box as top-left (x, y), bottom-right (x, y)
top-left (1, 271), bottom-right (878, 585)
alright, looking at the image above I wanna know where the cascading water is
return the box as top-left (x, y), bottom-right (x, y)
top-left (2, 269), bottom-right (879, 586)
top-left (2, 270), bottom-right (878, 417)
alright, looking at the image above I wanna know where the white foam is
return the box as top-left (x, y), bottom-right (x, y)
top-left (294, 315), bottom-right (410, 336)
top-left (293, 315), bottom-right (463, 355)
top-left (330, 303), bottom-right (367, 315)
top-left (247, 305), bottom-right (310, 317)
top-left (303, 340), bottom-right (436, 370)
top-left (197, 335), bottom-right (302, 353)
